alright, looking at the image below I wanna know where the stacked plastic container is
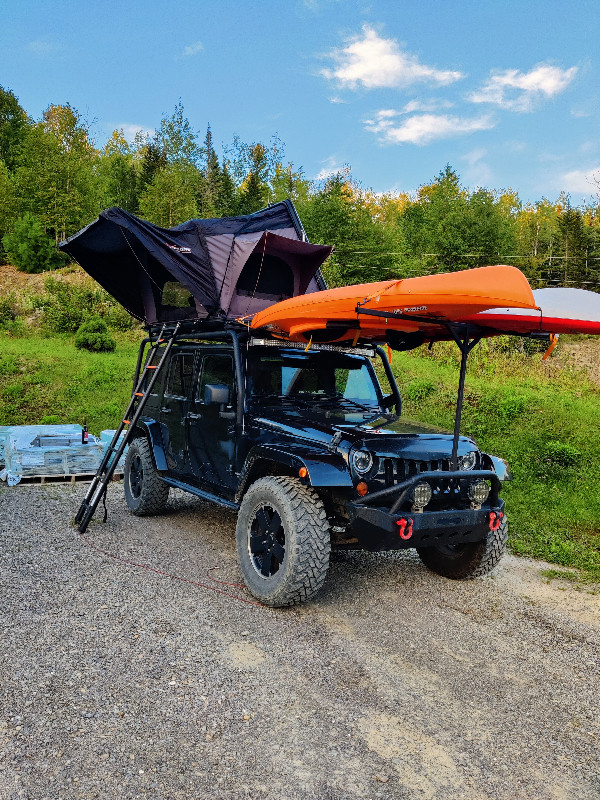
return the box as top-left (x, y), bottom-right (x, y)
top-left (0, 425), bottom-right (104, 485)
top-left (100, 430), bottom-right (128, 472)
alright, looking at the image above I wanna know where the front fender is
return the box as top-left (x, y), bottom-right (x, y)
top-left (484, 453), bottom-right (512, 481)
top-left (240, 443), bottom-right (353, 494)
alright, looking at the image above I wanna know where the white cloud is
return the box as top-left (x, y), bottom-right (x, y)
top-left (322, 25), bottom-right (464, 90)
top-left (461, 148), bottom-right (493, 186)
top-left (314, 155), bottom-right (347, 180)
top-left (401, 98), bottom-right (454, 114)
top-left (180, 41), bottom-right (204, 58)
top-left (27, 40), bottom-right (57, 55)
top-left (561, 166), bottom-right (600, 195)
top-left (463, 148), bottom-right (488, 167)
top-left (571, 107), bottom-right (592, 118)
top-left (365, 111), bottom-right (494, 145)
top-left (469, 63), bottom-right (578, 112)
top-left (119, 124), bottom-right (155, 143)
top-left (328, 96), bottom-right (349, 104)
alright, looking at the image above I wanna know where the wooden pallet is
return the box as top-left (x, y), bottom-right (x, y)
top-left (16, 472), bottom-right (124, 485)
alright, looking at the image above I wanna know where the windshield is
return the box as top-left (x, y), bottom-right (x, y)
top-left (247, 348), bottom-right (382, 409)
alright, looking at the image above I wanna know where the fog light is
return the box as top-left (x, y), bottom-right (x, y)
top-left (352, 449), bottom-right (373, 474)
top-left (468, 480), bottom-right (490, 505)
top-left (412, 481), bottom-right (432, 509)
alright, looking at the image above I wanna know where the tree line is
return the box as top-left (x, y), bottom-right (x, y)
top-left (0, 85), bottom-right (599, 289)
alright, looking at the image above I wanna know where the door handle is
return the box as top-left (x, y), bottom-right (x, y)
top-left (187, 412), bottom-right (202, 420)
top-left (161, 407), bottom-right (172, 414)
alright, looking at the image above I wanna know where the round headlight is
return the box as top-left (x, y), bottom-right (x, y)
top-left (352, 449), bottom-right (373, 474)
top-left (458, 451), bottom-right (478, 470)
top-left (468, 480), bottom-right (490, 505)
top-left (412, 481), bottom-right (432, 508)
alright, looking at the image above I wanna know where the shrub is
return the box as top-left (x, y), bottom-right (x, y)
top-left (542, 440), bottom-right (581, 468)
top-left (38, 276), bottom-right (139, 333)
top-left (2, 213), bottom-right (66, 273)
top-left (75, 317), bottom-right (116, 353)
top-left (0, 293), bottom-right (18, 325)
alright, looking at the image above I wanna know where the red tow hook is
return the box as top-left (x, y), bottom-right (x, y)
top-left (489, 511), bottom-right (504, 532)
top-left (396, 517), bottom-right (414, 540)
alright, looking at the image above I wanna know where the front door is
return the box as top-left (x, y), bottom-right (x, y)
top-left (160, 351), bottom-right (195, 475)
top-left (187, 352), bottom-right (237, 491)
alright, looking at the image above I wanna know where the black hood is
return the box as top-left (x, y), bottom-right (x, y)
top-left (252, 405), bottom-right (477, 458)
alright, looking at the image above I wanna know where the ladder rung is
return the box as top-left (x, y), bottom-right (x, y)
top-left (74, 321), bottom-right (182, 535)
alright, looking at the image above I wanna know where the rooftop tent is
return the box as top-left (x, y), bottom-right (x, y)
top-left (59, 201), bottom-right (332, 326)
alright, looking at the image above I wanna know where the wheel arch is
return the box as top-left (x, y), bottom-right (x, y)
top-left (236, 444), bottom-right (353, 502)
top-left (130, 418), bottom-right (169, 472)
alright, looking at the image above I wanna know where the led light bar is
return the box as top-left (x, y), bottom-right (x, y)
top-left (249, 338), bottom-right (376, 358)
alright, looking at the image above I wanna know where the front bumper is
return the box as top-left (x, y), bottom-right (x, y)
top-left (348, 500), bottom-right (505, 551)
top-left (347, 469), bottom-right (504, 551)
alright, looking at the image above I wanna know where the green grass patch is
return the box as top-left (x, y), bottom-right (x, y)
top-left (0, 329), bottom-right (145, 433)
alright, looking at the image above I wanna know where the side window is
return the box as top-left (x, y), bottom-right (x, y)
top-left (196, 354), bottom-right (234, 404)
top-left (166, 353), bottom-right (195, 398)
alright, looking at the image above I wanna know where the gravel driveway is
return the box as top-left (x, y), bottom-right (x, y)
top-left (1, 482), bottom-right (599, 800)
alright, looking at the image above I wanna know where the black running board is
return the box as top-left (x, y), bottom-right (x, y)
top-left (161, 477), bottom-right (240, 511)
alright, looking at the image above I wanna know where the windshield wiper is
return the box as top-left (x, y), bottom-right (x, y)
top-left (313, 393), bottom-right (381, 415)
top-left (252, 393), bottom-right (312, 409)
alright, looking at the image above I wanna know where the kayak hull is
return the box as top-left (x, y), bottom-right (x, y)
top-left (467, 288), bottom-right (600, 336)
top-left (251, 265), bottom-right (537, 344)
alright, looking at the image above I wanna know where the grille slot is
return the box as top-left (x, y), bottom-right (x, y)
top-left (380, 457), bottom-right (452, 487)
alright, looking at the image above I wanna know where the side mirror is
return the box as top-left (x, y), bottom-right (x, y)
top-left (204, 384), bottom-right (230, 405)
top-left (382, 393), bottom-right (401, 415)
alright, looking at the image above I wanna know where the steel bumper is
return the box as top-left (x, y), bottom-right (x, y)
top-left (347, 500), bottom-right (504, 551)
top-left (347, 469), bottom-right (504, 551)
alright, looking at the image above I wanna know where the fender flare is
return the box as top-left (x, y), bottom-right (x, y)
top-left (237, 444), bottom-right (353, 498)
top-left (132, 418), bottom-right (169, 472)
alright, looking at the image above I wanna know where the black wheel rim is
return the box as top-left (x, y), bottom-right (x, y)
top-left (435, 542), bottom-right (471, 559)
top-left (129, 454), bottom-right (143, 499)
top-left (248, 504), bottom-right (286, 578)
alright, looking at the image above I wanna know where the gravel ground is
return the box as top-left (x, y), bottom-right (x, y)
top-left (0, 481), bottom-right (599, 800)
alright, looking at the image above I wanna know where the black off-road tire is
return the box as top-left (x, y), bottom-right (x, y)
top-left (416, 516), bottom-right (508, 580)
top-left (124, 438), bottom-right (170, 516)
top-left (236, 476), bottom-right (331, 607)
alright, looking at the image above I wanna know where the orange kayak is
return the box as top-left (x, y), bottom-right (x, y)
top-left (251, 265), bottom-right (537, 344)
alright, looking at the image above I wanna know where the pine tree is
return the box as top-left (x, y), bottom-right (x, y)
top-left (0, 86), bottom-right (30, 171)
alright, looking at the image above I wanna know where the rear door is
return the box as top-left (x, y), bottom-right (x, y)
top-left (187, 350), bottom-right (237, 491)
top-left (160, 350), bottom-right (196, 475)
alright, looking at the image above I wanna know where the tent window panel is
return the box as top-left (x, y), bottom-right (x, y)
top-left (237, 253), bottom-right (294, 300)
top-left (162, 281), bottom-right (195, 308)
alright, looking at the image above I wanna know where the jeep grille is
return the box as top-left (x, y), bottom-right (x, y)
top-left (378, 457), bottom-right (452, 487)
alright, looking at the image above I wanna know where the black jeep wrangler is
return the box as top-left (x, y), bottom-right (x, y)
top-left (122, 326), bottom-right (509, 607)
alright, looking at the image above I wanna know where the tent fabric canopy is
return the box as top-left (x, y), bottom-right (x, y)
top-left (59, 201), bottom-right (332, 325)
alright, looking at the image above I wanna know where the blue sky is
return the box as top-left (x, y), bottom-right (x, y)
top-left (2, 0), bottom-right (598, 206)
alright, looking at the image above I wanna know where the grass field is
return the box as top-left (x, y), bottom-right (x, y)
top-left (0, 330), bottom-right (145, 434)
top-left (1, 325), bottom-right (599, 581)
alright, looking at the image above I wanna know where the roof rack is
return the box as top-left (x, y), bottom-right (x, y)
top-left (249, 337), bottom-right (377, 358)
